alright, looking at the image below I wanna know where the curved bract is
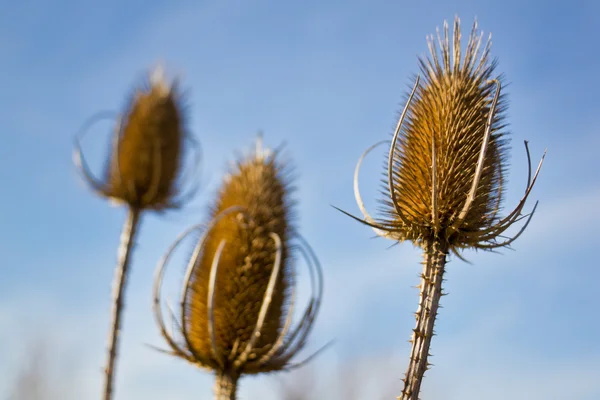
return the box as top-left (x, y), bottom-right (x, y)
top-left (152, 139), bottom-right (325, 397)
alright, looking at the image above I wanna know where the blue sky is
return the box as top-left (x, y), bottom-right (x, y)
top-left (1, 0), bottom-right (599, 399)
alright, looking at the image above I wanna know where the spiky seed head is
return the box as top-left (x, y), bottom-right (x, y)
top-left (153, 138), bottom-right (325, 379)
top-left (103, 67), bottom-right (187, 210)
top-left (379, 17), bottom-right (509, 249)
top-left (185, 139), bottom-right (294, 374)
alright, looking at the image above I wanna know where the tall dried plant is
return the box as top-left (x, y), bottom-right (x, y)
top-left (152, 137), bottom-right (325, 400)
top-left (73, 67), bottom-right (199, 400)
top-left (337, 17), bottom-right (545, 399)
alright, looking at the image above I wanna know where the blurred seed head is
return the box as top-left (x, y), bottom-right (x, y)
top-left (189, 138), bottom-right (292, 369)
top-left (341, 17), bottom-right (545, 254)
top-left (74, 66), bottom-right (199, 211)
top-left (153, 137), bottom-right (324, 379)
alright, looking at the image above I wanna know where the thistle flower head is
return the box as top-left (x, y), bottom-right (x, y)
top-left (340, 17), bottom-right (545, 255)
top-left (74, 66), bottom-right (199, 211)
top-left (153, 137), bottom-right (324, 380)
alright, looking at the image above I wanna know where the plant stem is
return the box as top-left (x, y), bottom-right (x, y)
top-left (214, 371), bottom-right (239, 400)
top-left (103, 208), bottom-right (142, 400)
top-left (400, 239), bottom-right (448, 400)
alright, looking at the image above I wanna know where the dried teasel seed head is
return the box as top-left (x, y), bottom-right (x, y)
top-left (103, 68), bottom-right (186, 210)
top-left (186, 139), bottom-right (292, 372)
top-left (73, 66), bottom-right (199, 212)
top-left (152, 137), bottom-right (325, 380)
top-left (341, 17), bottom-right (545, 254)
top-left (386, 17), bottom-right (508, 246)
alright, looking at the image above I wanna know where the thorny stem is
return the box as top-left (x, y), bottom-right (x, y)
top-left (213, 371), bottom-right (239, 400)
top-left (400, 239), bottom-right (448, 400)
top-left (103, 208), bottom-right (142, 400)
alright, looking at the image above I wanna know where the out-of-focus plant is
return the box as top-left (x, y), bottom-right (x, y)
top-left (73, 66), bottom-right (200, 400)
top-left (336, 17), bottom-right (545, 399)
top-left (152, 137), bottom-right (325, 400)
top-left (6, 338), bottom-right (76, 400)
top-left (7, 342), bottom-right (47, 400)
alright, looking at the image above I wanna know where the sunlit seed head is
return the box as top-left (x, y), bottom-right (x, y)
top-left (185, 138), bottom-right (295, 374)
top-left (341, 17), bottom-right (543, 255)
top-left (104, 67), bottom-right (187, 210)
top-left (380, 17), bottom-right (509, 248)
top-left (153, 138), bottom-right (326, 376)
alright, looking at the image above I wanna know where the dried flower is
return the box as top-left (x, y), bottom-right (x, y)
top-left (74, 65), bottom-right (199, 211)
top-left (153, 137), bottom-right (325, 400)
top-left (73, 66), bottom-right (199, 400)
top-left (337, 17), bottom-right (545, 400)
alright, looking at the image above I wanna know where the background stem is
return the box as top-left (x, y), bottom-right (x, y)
top-left (214, 371), bottom-right (239, 400)
top-left (103, 208), bottom-right (141, 400)
top-left (400, 239), bottom-right (448, 400)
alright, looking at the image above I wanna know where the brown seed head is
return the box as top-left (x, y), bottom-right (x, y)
top-left (103, 69), bottom-right (186, 210)
top-left (152, 138), bottom-right (324, 378)
top-left (186, 140), bottom-right (292, 373)
top-left (342, 17), bottom-right (545, 254)
top-left (73, 66), bottom-right (194, 211)
top-left (386, 17), bottom-right (507, 245)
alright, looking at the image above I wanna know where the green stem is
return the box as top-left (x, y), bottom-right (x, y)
top-left (103, 208), bottom-right (142, 400)
top-left (400, 239), bottom-right (448, 400)
top-left (214, 371), bottom-right (239, 400)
